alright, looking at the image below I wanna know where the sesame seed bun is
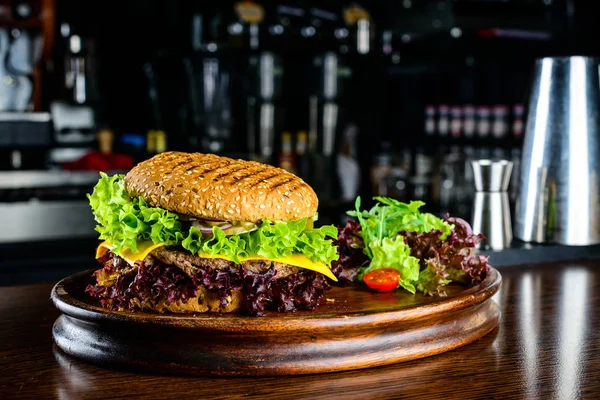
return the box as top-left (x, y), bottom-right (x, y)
top-left (123, 151), bottom-right (318, 222)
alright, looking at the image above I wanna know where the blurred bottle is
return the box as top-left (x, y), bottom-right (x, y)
top-left (463, 104), bottom-right (476, 138)
top-left (450, 106), bottom-right (463, 138)
top-left (492, 105), bottom-right (509, 139)
top-left (155, 130), bottom-right (167, 153)
top-left (146, 129), bottom-right (167, 155)
top-left (337, 122), bottom-right (360, 202)
top-left (424, 105), bottom-right (436, 136)
top-left (295, 130), bottom-right (310, 181)
top-left (342, 2), bottom-right (373, 55)
top-left (437, 104), bottom-right (449, 137)
top-left (234, 0), bottom-right (265, 50)
top-left (146, 130), bottom-right (156, 154)
top-left (371, 140), bottom-right (393, 196)
top-left (97, 128), bottom-right (114, 154)
top-left (476, 106), bottom-right (491, 138)
top-left (277, 131), bottom-right (296, 174)
top-left (512, 103), bottom-right (525, 138)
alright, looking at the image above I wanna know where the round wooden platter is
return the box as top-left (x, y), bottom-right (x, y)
top-left (51, 267), bottom-right (502, 377)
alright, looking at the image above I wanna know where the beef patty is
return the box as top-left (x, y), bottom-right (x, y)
top-left (150, 246), bottom-right (299, 280)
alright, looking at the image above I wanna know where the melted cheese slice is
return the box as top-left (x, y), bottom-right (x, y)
top-left (96, 241), bottom-right (338, 281)
top-left (96, 241), bottom-right (167, 265)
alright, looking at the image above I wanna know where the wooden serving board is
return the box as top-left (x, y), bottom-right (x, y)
top-left (51, 267), bottom-right (502, 376)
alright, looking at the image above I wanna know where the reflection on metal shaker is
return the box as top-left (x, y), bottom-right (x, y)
top-left (471, 159), bottom-right (514, 251)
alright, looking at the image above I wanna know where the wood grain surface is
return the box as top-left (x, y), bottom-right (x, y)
top-left (50, 267), bottom-right (500, 376)
top-left (1, 260), bottom-right (600, 399)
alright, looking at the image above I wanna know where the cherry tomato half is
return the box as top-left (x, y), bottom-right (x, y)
top-left (363, 268), bottom-right (401, 293)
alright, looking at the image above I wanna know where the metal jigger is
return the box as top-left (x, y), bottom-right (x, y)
top-left (471, 159), bottom-right (514, 251)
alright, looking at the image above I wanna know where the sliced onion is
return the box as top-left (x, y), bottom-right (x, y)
top-left (200, 216), bottom-right (229, 222)
top-left (176, 213), bottom-right (230, 223)
top-left (192, 221), bottom-right (232, 234)
top-left (176, 213), bottom-right (198, 221)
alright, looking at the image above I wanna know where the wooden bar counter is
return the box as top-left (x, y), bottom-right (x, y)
top-left (1, 259), bottom-right (599, 399)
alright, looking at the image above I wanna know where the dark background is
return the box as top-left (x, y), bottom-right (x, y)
top-left (46, 0), bottom-right (599, 202)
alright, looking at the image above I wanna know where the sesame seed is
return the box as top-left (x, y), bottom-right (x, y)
top-left (235, 196), bottom-right (240, 201)
top-left (259, 204), bottom-right (265, 209)
top-left (228, 209), bottom-right (234, 214)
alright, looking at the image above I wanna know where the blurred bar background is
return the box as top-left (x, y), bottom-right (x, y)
top-left (0, 0), bottom-right (598, 284)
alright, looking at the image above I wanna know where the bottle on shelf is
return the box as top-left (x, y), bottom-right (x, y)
top-left (512, 103), bottom-right (525, 138)
top-left (295, 130), bottom-right (310, 182)
top-left (450, 106), bottom-right (463, 138)
top-left (476, 106), bottom-right (491, 138)
top-left (277, 131), bottom-right (296, 174)
top-left (437, 104), bottom-right (450, 137)
top-left (491, 105), bottom-right (509, 139)
top-left (424, 105), bottom-right (436, 136)
top-left (463, 104), bottom-right (476, 138)
top-left (337, 122), bottom-right (360, 202)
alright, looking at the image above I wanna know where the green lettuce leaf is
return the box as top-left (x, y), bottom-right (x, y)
top-left (349, 195), bottom-right (455, 293)
top-left (87, 172), bottom-right (339, 266)
top-left (356, 237), bottom-right (420, 293)
top-left (87, 172), bottom-right (183, 254)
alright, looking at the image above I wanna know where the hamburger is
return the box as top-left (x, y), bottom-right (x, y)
top-left (85, 151), bottom-right (339, 316)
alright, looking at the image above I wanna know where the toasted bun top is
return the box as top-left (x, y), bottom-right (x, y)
top-left (123, 151), bottom-right (318, 222)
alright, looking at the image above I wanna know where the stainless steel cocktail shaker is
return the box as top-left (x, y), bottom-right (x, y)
top-left (514, 56), bottom-right (600, 245)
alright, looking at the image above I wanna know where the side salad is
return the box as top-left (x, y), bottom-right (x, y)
top-left (331, 196), bottom-right (489, 296)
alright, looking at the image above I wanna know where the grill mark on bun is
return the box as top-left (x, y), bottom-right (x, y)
top-left (229, 169), bottom-right (257, 182)
top-left (193, 162), bottom-right (231, 177)
top-left (207, 163), bottom-right (248, 182)
top-left (267, 176), bottom-right (295, 192)
top-left (124, 151), bottom-right (318, 222)
top-left (229, 166), bottom-right (273, 184)
top-left (223, 167), bottom-right (276, 185)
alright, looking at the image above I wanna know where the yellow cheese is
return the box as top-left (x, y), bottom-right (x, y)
top-left (95, 240), bottom-right (337, 281)
top-left (95, 241), bottom-right (166, 265)
top-left (196, 252), bottom-right (338, 281)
